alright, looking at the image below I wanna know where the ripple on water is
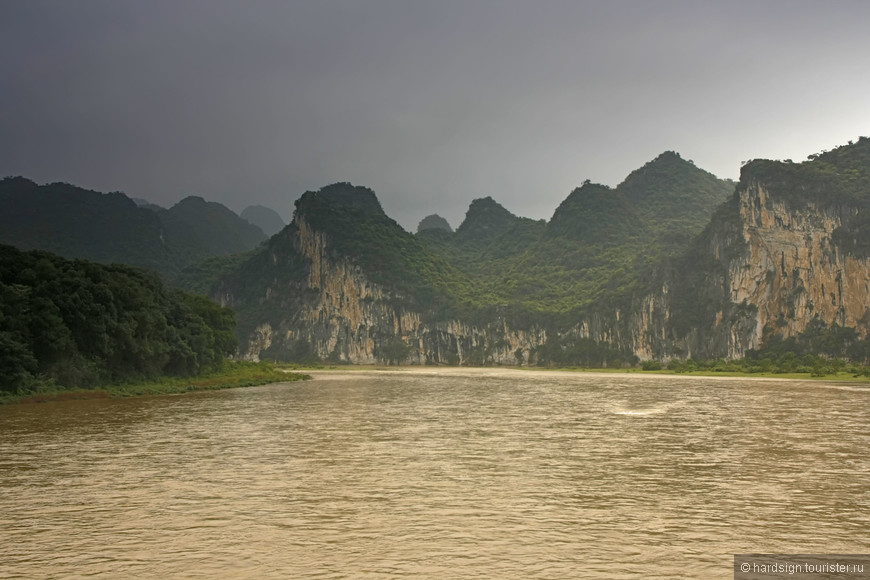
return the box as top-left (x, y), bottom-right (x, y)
top-left (0, 371), bottom-right (868, 579)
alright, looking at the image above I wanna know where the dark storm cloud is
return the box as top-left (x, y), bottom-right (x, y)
top-left (2, 1), bottom-right (870, 230)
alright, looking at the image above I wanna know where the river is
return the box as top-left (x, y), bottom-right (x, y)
top-left (1, 368), bottom-right (868, 578)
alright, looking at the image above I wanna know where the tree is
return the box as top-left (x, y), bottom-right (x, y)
top-left (377, 336), bottom-right (410, 365)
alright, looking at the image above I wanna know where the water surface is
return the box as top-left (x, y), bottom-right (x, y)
top-left (1, 369), bottom-right (868, 578)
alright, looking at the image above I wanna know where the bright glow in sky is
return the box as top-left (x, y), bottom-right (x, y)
top-left (2, 0), bottom-right (869, 230)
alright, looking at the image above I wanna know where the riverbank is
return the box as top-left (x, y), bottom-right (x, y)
top-left (1, 361), bottom-right (310, 405)
top-left (278, 363), bottom-right (870, 383)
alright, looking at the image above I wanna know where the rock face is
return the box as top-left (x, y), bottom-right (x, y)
top-left (217, 208), bottom-right (545, 364)
top-left (216, 140), bottom-right (870, 365)
top-left (572, 175), bottom-right (870, 361)
top-left (728, 183), bottom-right (862, 336)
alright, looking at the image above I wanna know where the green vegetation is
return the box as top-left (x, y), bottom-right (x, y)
top-left (292, 183), bottom-right (476, 315)
top-left (375, 336), bottom-right (412, 365)
top-left (2, 361), bottom-right (307, 405)
top-left (533, 335), bottom-right (639, 368)
top-left (0, 244), bottom-right (241, 396)
top-left (169, 251), bottom-right (256, 296)
top-left (547, 182), bottom-right (642, 244)
top-left (417, 214), bottom-right (453, 233)
top-left (667, 192), bottom-right (748, 338)
top-left (620, 151), bottom-right (736, 259)
top-left (261, 338), bottom-right (321, 366)
top-left (154, 196), bottom-right (266, 269)
top-left (415, 153), bottom-right (732, 318)
top-left (741, 137), bottom-right (870, 208)
top-left (659, 319), bottom-right (870, 377)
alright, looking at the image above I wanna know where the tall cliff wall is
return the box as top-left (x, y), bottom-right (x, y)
top-left (221, 213), bottom-right (547, 365)
top-left (573, 179), bottom-right (870, 360)
top-left (730, 181), bottom-right (869, 337)
top-left (219, 167), bottom-right (870, 365)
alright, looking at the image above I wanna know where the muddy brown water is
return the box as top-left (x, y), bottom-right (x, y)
top-left (1, 369), bottom-right (868, 578)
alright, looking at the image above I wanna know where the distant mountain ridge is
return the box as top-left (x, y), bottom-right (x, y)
top-left (0, 177), bottom-right (266, 277)
top-left (213, 149), bottom-right (738, 363)
top-left (417, 214), bottom-right (452, 233)
top-left (12, 139), bottom-right (866, 368)
top-left (0, 177), bottom-right (172, 272)
top-left (241, 205), bottom-right (285, 237)
top-left (156, 196), bottom-right (266, 259)
top-left (411, 152), bottom-right (734, 314)
top-left (454, 197), bottom-right (520, 242)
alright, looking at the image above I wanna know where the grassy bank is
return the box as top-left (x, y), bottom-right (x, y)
top-left (1, 361), bottom-right (309, 405)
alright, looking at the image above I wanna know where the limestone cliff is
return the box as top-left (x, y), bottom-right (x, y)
top-left (574, 158), bottom-right (870, 360)
top-left (215, 185), bottom-right (547, 365)
top-left (216, 140), bottom-right (870, 364)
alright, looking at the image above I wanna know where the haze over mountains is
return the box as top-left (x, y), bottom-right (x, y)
top-left (211, 138), bottom-right (870, 366)
top-left (206, 149), bottom-right (733, 364)
top-left (240, 205), bottom-right (286, 237)
top-left (0, 177), bottom-right (269, 277)
top-left (5, 138), bottom-right (870, 367)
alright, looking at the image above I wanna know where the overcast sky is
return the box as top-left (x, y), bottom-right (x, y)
top-left (2, 1), bottom-right (869, 231)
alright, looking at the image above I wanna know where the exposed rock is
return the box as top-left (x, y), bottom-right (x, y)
top-left (571, 176), bottom-right (870, 360)
top-left (221, 210), bottom-right (546, 365)
top-left (216, 141), bottom-right (870, 364)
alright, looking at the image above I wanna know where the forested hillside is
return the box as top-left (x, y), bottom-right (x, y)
top-left (416, 152), bottom-right (733, 317)
top-left (0, 177), bottom-right (173, 272)
top-left (0, 244), bottom-right (237, 395)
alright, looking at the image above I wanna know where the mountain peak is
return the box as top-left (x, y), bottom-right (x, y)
top-left (173, 195), bottom-right (209, 207)
top-left (293, 183), bottom-right (385, 223)
top-left (455, 197), bottom-right (517, 241)
top-left (417, 214), bottom-right (453, 233)
top-left (547, 183), bottom-right (640, 244)
top-left (652, 150), bottom-right (683, 162)
top-left (618, 151), bottom-right (699, 191)
top-left (318, 182), bottom-right (383, 213)
top-left (618, 150), bottom-right (729, 207)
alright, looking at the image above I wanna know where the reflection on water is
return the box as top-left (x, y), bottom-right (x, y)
top-left (1, 369), bottom-right (868, 579)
